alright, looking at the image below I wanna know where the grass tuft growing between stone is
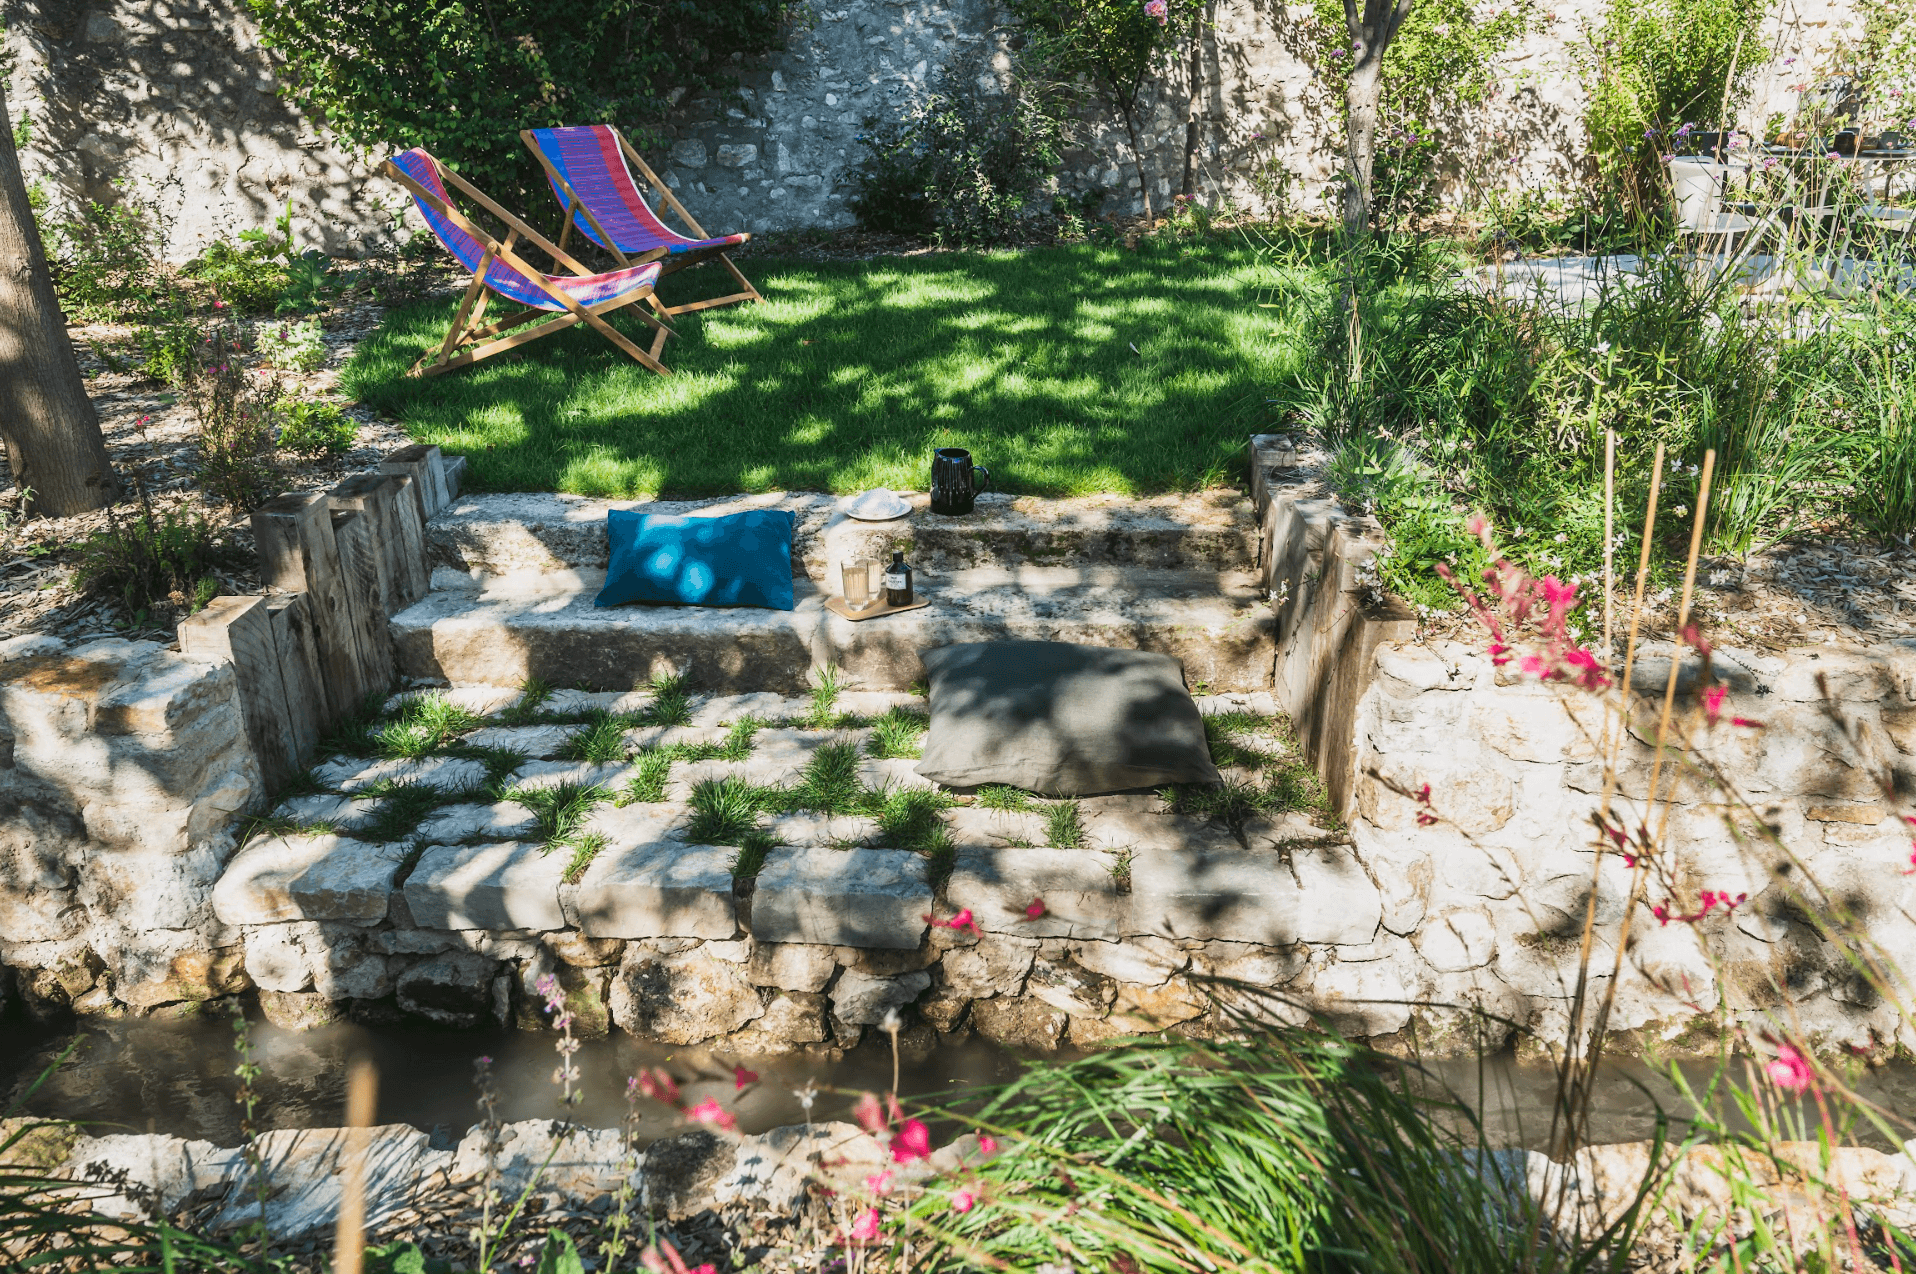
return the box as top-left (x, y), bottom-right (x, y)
top-left (508, 780), bottom-right (610, 851)
top-left (497, 677), bottom-right (555, 726)
top-left (976, 785), bottom-right (1035, 812)
top-left (377, 691), bottom-right (485, 758)
top-left (1043, 799), bottom-right (1085, 849)
top-left (1202, 711), bottom-right (1282, 770)
top-left (784, 741), bottom-right (866, 814)
top-left (316, 689), bottom-right (396, 759)
top-left (873, 785), bottom-right (958, 855)
top-left (686, 776), bottom-right (770, 846)
top-left (865, 705), bottom-right (928, 760)
top-left (805, 664), bottom-right (848, 730)
top-left (718, 716), bottom-right (762, 761)
top-left (560, 710), bottom-right (640, 765)
top-left (618, 751), bottom-right (676, 805)
top-left (635, 672), bottom-right (692, 727)
top-left (357, 780), bottom-right (451, 843)
top-left (562, 832), bottom-right (609, 884)
top-left (728, 828), bottom-right (778, 886)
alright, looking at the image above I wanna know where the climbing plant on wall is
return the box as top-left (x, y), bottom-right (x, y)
top-left (1007, 0), bottom-right (1206, 216)
top-left (249, 0), bottom-right (804, 211)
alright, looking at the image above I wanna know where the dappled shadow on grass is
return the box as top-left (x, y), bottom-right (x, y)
top-left (340, 241), bottom-right (1313, 497)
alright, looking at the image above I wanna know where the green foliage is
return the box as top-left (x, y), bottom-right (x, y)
top-left (275, 398), bottom-right (360, 458)
top-left (686, 775), bottom-right (770, 845)
top-left (1579, 0), bottom-right (1767, 203)
top-left (850, 78), bottom-right (1066, 245)
top-left (786, 741), bottom-right (866, 814)
top-left (184, 319), bottom-right (281, 510)
top-left (71, 495), bottom-right (235, 614)
top-left (257, 319), bottom-right (328, 372)
top-left (1042, 798), bottom-right (1084, 848)
top-left (636, 672), bottom-right (692, 727)
top-left (508, 781), bottom-right (610, 873)
top-left (248, 0), bottom-right (804, 206)
top-left (805, 664), bottom-right (848, 729)
top-left (871, 784), bottom-right (957, 854)
top-left (619, 750), bottom-right (676, 804)
top-left (137, 310), bottom-right (201, 386)
top-left (357, 780), bottom-right (450, 842)
top-left (183, 241), bottom-right (290, 314)
top-left (374, 692), bottom-right (484, 757)
top-left (560, 709), bottom-right (638, 764)
top-left (1310, 0), bottom-right (1532, 117)
top-left (865, 705), bottom-right (928, 759)
top-left (976, 784), bottom-right (1036, 812)
top-left (43, 196), bottom-right (163, 320)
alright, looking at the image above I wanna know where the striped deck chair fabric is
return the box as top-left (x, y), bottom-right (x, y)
top-left (527, 125), bottom-right (748, 257)
top-left (522, 124), bottom-right (761, 315)
top-left (389, 148), bottom-right (662, 311)
top-left (382, 147), bottom-right (673, 377)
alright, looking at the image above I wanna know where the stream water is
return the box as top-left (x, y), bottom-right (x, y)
top-left (6, 1013), bottom-right (1915, 1153)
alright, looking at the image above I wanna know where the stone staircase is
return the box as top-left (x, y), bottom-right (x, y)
top-left (389, 489), bottom-right (1275, 694)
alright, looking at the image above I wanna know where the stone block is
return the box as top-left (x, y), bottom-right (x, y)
top-left (561, 841), bottom-right (737, 938)
top-left (212, 835), bottom-right (404, 925)
top-left (941, 807), bottom-right (1049, 849)
top-left (1413, 906), bottom-right (1498, 971)
top-left (1073, 936), bottom-right (1185, 986)
top-left (970, 996), bottom-right (1066, 1049)
top-left (508, 760), bottom-right (627, 791)
top-left (1288, 845), bottom-right (1382, 944)
top-left (244, 923), bottom-right (314, 992)
top-left (1773, 646), bottom-right (1900, 702)
top-left (1373, 643), bottom-right (1457, 693)
top-left (945, 846), bottom-right (1125, 938)
top-left (750, 847), bottom-right (930, 948)
top-left (688, 693), bottom-right (797, 726)
top-left (580, 801), bottom-right (691, 844)
top-left (670, 140), bottom-right (709, 167)
top-left (939, 933), bottom-right (1037, 997)
top-left (715, 144), bottom-right (758, 166)
top-left (746, 942), bottom-right (837, 991)
top-left (765, 811), bottom-right (878, 846)
top-left (756, 991), bottom-right (829, 1042)
top-left (830, 968), bottom-right (931, 1024)
top-left (1126, 846), bottom-right (1300, 943)
top-left (396, 951), bottom-right (502, 1027)
top-left (413, 802), bottom-right (541, 844)
top-left (272, 793), bottom-right (379, 833)
top-left (403, 842), bottom-right (568, 931)
top-left (610, 945), bottom-right (765, 1042)
top-left (462, 725), bottom-right (582, 757)
top-left (314, 755), bottom-right (490, 794)
top-left (1086, 809), bottom-right (1239, 854)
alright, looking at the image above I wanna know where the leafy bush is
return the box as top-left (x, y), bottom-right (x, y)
top-left (183, 320), bottom-right (282, 510)
top-left (257, 318), bottom-right (328, 372)
top-left (42, 196), bottom-right (164, 321)
top-left (72, 493), bottom-right (233, 614)
top-left (182, 240), bottom-right (290, 313)
top-left (1579, 0), bottom-right (1766, 205)
top-left (850, 79), bottom-right (1066, 245)
top-left (249, 0), bottom-right (804, 207)
top-left (276, 398), bottom-right (359, 458)
top-left (135, 310), bottom-right (201, 386)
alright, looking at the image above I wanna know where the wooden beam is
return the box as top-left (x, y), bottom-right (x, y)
top-left (252, 491), bottom-right (362, 721)
top-left (331, 508), bottom-right (394, 699)
top-left (328, 473), bottom-right (414, 618)
top-left (178, 595), bottom-right (297, 785)
top-left (379, 444), bottom-right (449, 520)
top-left (266, 593), bottom-right (327, 764)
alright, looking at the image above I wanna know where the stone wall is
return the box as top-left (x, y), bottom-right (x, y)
top-left (4, 0), bottom-right (1859, 260)
top-left (0, 633), bottom-right (261, 1015)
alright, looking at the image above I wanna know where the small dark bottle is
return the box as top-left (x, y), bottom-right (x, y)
top-left (883, 550), bottom-right (913, 607)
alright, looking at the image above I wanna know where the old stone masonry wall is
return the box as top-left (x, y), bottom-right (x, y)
top-left (5, 0), bottom-right (1858, 260)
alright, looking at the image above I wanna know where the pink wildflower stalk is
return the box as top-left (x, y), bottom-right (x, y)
top-left (951, 1188), bottom-right (978, 1213)
top-left (852, 1091), bottom-right (888, 1135)
top-left (891, 1118), bottom-right (934, 1163)
top-left (733, 1064), bottom-right (759, 1091)
top-left (926, 907), bottom-right (983, 936)
top-left (1144, 0), bottom-right (1167, 22)
top-left (849, 1208), bottom-right (884, 1244)
top-left (864, 1169), bottom-right (895, 1196)
top-left (636, 1067), bottom-right (680, 1107)
top-left (1651, 890), bottom-right (1747, 926)
top-left (640, 1239), bottom-right (716, 1274)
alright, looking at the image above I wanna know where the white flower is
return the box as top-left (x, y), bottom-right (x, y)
top-left (1553, 532), bottom-right (1567, 543)
top-left (1591, 341), bottom-right (1611, 355)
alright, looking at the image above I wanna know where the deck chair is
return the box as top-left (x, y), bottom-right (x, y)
top-left (521, 124), bottom-right (763, 315)
top-left (381, 147), bottom-right (675, 378)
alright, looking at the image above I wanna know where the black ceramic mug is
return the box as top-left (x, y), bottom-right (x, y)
top-left (930, 447), bottom-right (990, 516)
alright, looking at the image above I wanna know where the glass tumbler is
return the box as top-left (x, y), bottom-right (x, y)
top-left (841, 557), bottom-right (877, 611)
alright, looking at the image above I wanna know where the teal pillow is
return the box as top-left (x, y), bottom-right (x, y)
top-left (594, 508), bottom-right (795, 610)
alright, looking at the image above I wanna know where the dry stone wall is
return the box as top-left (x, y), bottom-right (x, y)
top-left (4, 0), bottom-right (1858, 259)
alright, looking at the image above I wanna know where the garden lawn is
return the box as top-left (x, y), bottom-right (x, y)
top-left (343, 239), bottom-right (1318, 497)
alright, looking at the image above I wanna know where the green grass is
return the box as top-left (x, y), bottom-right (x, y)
top-left (865, 705), bottom-right (929, 759)
top-left (341, 242), bottom-right (1307, 497)
top-left (618, 751), bottom-right (676, 805)
top-left (635, 672), bottom-right (692, 727)
top-left (559, 710), bottom-right (639, 764)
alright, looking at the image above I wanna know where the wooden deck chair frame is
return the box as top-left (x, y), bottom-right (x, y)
top-left (519, 126), bottom-right (763, 317)
top-left (380, 154), bottom-right (677, 378)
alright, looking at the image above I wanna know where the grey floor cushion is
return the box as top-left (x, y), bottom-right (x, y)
top-left (914, 641), bottom-right (1222, 796)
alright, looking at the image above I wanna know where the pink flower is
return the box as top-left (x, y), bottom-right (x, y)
top-left (864, 1170), bottom-right (895, 1196)
top-left (927, 908), bottom-right (982, 936)
top-left (733, 1064), bottom-right (759, 1091)
top-left (1144, 0), bottom-right (1167, 22)
top-left (849, 1208), bottom-right (883, 1244)
top-left (951, 1189), bottom-right (977, 1213)
top-left (1703, 684), bottom-right (1727, 724)
top-left (977, 1134), bottom-right (998, 1155)
top-left (640, 1240), bottom-right (715, 1274)
top-left (1328, 47), bottom-right (1345, 57)
top-left (853, 1091), bottom-right (888, 1135)
top-left (1025, 897), bottom-right (1047, 919)
top-left (636, 1068), bottom-right (680, 1107)
top-left (891, 1118), bottom-right (933, 1163)
top-left (685, 1097), bottom-right (737, 1131)
top-left (1766, 1043), bottom-right (1813, 1093)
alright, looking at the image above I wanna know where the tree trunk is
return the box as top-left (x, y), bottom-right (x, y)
top-left (1340, 52), bottom-right (1384, 241)
top-left (1121, 106), bottom-right (1154, 218)
top-left (0, 80), bottom-right (117, 517)
top-left (1180, 32), bottom-right (1204, 198)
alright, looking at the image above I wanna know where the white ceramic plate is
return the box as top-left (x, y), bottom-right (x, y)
top-left (844, 489), bottom-right (912, 521)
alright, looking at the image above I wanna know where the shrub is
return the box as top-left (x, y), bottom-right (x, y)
top-left (257, 318), bottom-right (328, 372)
top-left (249, 0), bottom-right (805, 207)
top-left (275, 398), bottom-right (359, 458)
top-left (42, 196), bottom-right (164, 321)
top-left (184, 321), bottom-right (281, 510)
top-left (135, 310), bottom-right (201, 386)
top-left (71, 492), bottom-right (234, 614)
top-left (182, 239), bottom-right (291, 313)
top-left (850, 78), bottom-right (1066, 245)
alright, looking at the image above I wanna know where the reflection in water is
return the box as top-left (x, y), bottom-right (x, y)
top-left (0, 1016), bottom-right (1024, 1147)
top-left (7, 1015), bottom-right (1915, 1153)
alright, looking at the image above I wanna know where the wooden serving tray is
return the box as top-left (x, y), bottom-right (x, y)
top-left (825, 594), bottom-right (931, 622)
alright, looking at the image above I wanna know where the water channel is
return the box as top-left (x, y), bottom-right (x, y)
top-left (6, 1012), bottom-right (1915, 1153)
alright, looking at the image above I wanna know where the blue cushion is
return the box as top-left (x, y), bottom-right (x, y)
top-left (594, 508), bottom-right (795, 611)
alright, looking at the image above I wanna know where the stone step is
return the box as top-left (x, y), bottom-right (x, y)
top-left (428, 490), bottom-right (1258, 584)
top-left (391, 565), bottom-right (1276, 694)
